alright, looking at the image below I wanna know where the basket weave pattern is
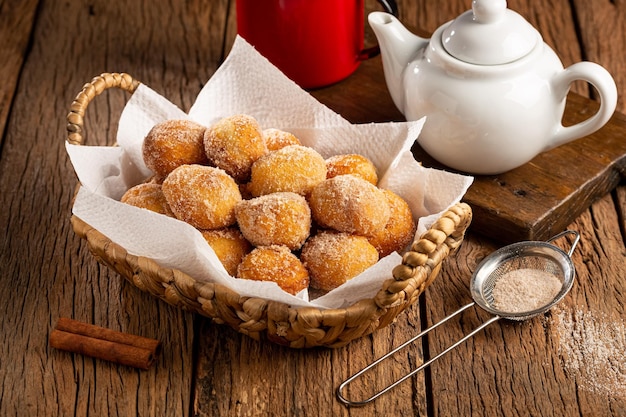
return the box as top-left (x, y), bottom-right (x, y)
top-left (67, 73), bottom-right (472, 348)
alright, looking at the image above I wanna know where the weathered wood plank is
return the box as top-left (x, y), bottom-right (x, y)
top-left (1, 0), bottom-right (624, 416)
top-left (0, 0), bottom-right (228, 415)
top-left (0, 0), bottom-right (39, 144)
top-left (572, 0), bottom-right (626, 113)
top-left (384, 0), bottom-right (626, 415)
top-left (425, 193), bottom-right (626, 416)
top-left (193, 305), bottom-right (428, 416)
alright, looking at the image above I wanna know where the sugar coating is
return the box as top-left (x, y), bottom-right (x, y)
top-left (325, 153), bottom-right (378, 185)
top-left (262, 128), bottom-right (301, 151)
top-left (237, 245), bottom-right (310, 295)
top-left (201, 227), bottom-right (252, 276)
top-left (235, 192), bottom-right (311, 250)
top-left (204, 114), bottom-right (267, 182)
top-left (142, 119), bottom-right (208, 178)
top-left (309, 175), bottom-right (390, 236)
top-left (121, 182), bottom-right (175, 217)
top-left (248, 145), bottom-right (327, 197)
top-left (301, 231), bottom-right (379, 291)
top-left (162, 164), bottom-right (242, 230)
top-left (367, 189), bottom-right (416, 257)
top-left (132, 115), bottom-right (421, 297)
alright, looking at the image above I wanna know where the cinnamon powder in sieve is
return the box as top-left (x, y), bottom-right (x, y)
top-left (492, 268), bottom-right (562, 313)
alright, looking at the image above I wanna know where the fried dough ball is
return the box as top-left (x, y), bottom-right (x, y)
top-left (162, 164), bottom-right (242, 229)
top-left (121, 183), bottom-right (174, 217)
top-left (235, 192), bottom-right (311, 250)
top-left (367, 189), bottom-right (417, 257)
top-left (309, 175), bottom-right (390, 236)
top-left (301, 231), bottom-right (379, 292)
top-left (204, 114), bottom-right (267, 182)
top-left (201, 228), bottom-right (252, 276)
top-left (326, 154), bottom-right (378, 185)
top-left (262, 128), bottom-right (301, 151)
top-left (143, 175), bottom-right (164, 185)
top-left (142, 119), bottom-right (208, 178)
top-left (248, 145), bottom-right (327, 197)
top-left (237, 246), bottom-right (310, 295)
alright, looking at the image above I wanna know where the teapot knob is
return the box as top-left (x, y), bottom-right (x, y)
top-left (472, 0), bottom-right (506, 23)
top-left (442, 0), bottom-right (538, 65)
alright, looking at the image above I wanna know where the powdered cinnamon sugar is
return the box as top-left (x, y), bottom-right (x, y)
top-left (492, 268), bottom-right (562, 313)
top-left (553, 307), bottom-right (626, 399)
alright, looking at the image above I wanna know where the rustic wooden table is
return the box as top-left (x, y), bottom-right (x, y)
top-left (1, 0), bottom-right (625, 416)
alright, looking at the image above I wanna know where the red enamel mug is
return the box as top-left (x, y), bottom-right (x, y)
top-left (236, 0), bottom-right (398, 89)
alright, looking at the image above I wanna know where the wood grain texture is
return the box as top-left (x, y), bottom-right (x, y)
top-left (414, 0), bottom-right (626, 415)
top-left (0, 0), bottom-right (227, 415)
top-left (192, 307), bottom-right (428, 416)
top-left (572, 0), bottom-right (626, 110)
top-left (0, 0), bottom-right (624, 416)
top-left (0, 0), bottom-right (39, 143)
top-left (422, 195), bottom-right (625, 417)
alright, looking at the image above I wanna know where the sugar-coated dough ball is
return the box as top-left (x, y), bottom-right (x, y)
top-left (326, 154), bottom-right (378, 185)
top-left (121, 183), bottom-right (174, 217)
top-left (204, 114), bottom-right (267, 182)
top-left (162, 164), bottom-right (242, 229)
top-left (248, 145), bottom-right (327, 197)
top-left (309, 175), bottom-right (390, 236)
top-left (367, 189), bottom-right (417, 257)
top-left (142, 119), bottom-right (208, 178)
top-left (262, 128), bottom-right (301, 151)
top-left (301, 231), bottom-right (379, 292)
top-left (201, 228), bottom-right (252, 276)
top-left (237, 246), bottom-right (310, 295)
top-left (143, 175), bottom-right (164, 185)
top-left (235, 192), bottom-right (311, 250)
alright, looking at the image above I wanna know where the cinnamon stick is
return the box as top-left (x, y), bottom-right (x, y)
top-left (49, 318), bottom-right (161, 370)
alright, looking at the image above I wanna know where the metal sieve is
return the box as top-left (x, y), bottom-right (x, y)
top-left (337, 230), bottom-right (580, 407)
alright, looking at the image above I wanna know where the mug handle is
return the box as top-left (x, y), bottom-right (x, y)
top-left (358, 0), bottom-right (399, 60)
top-left (549, 62), bottom-right (618, 151)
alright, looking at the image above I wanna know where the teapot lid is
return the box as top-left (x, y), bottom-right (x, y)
top-left (442, 0), bottom-right (539, 65)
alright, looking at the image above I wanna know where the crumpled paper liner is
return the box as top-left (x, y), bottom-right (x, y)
top-left (66, 36), bottom-right (473, 309)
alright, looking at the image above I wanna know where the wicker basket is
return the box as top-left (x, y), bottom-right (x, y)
top-left (66, 72), bottom-right (473, 348)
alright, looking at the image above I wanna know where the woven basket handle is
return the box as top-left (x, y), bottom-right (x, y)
top-left (374, 202), bottom-right (472, 309)
top-left (66, 73), bottom-right (140, 145)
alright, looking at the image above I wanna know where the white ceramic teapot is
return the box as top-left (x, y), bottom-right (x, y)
top-left (368, 0), bottom-right (618, 174)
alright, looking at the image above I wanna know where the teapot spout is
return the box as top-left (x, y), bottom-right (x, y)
top-left (368, 12), bottom-right (428, 111)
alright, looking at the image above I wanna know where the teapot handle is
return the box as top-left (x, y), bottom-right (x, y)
top-left (549, 62), bottom-right (618, 150)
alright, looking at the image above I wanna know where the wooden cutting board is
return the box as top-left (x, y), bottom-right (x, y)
top-left (411, 93), bottom-right (626, 244)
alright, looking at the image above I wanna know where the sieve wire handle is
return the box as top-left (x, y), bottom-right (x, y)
top-left (336, 302), bottom-right (502, 407)
top-left (546, 230), bottom-right (580, 256)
